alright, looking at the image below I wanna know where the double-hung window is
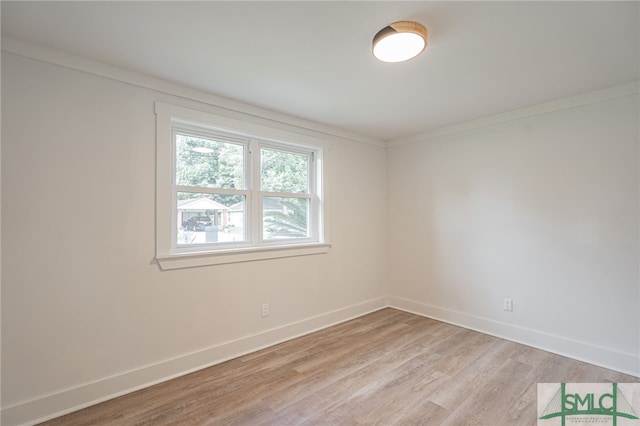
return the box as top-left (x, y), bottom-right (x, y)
top-left (155, 103), bottom-right (328, 269)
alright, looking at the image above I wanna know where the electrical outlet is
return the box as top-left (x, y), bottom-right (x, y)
top-left (262, 303), bottom-right (270, 318)
top-left (503, 298), bottom-right (513, 312)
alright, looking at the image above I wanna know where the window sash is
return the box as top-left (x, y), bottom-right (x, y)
top-left (260, 144), bottom-right (312, 194)
top-left (172, 127), bottom-right (250, 191)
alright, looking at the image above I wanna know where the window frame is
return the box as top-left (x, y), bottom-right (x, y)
top-left (259, 142), bottom-right (317, 244)
top-left (155, 102), bottom-right (329, 270)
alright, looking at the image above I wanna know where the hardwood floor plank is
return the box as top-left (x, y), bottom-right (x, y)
top-left (426, 338), bottom-right (516, 410)
top-left (38, 308), bottom-right (639, 426)
top-left (445, 358), bottom-right (533, 426)
top-left (394, 400), bottom-right (450, 426)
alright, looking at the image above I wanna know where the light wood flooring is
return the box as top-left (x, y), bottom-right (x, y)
top-left (40, 308), bottom-right (639, 425)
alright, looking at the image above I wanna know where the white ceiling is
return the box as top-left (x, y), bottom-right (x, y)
top-left (2, 1), bottom-right (639, 141)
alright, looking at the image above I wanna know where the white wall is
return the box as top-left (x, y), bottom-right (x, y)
top-left (1, 51), bottom-right (388, 425)
top-left (387, 92), bottom-right (640, 375)
top-left (2, 41), bottom-right (639, 426)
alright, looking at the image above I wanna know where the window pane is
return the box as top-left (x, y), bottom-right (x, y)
top-left (263, 197), bottom-right (309, 240)
top-left (176, 133), bottom-right (244, 189)
top-left (261, 148), bottom-right (309, 193)
top-left (177, 192), bottom-right (245, 245)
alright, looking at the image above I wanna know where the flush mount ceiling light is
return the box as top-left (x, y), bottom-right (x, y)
top-left (372, 21), bottom-right (428, 63)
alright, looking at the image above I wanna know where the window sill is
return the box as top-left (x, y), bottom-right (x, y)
top-left (156, 243), bottom-right (331, 270)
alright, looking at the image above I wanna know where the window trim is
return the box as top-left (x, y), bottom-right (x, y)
top-left (155, 102), bottom-right (329, 270)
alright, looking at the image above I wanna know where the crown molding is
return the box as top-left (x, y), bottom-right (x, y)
top-left (387, 81), bottom-right (640, 147)
top-left (3, 36), bottom-right (637, 150)
top-left (1, 36), bottom-right (385, 148)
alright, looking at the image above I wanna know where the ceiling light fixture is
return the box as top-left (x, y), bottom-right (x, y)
top-left (372, 21), bottom-right (428, 63)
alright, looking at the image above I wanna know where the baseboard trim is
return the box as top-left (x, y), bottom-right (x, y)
top-left (389, 296), bottom-right (640, 378)
top-left (5, 295), bottom-right (637, 425)
top-left (1, 296), bottom-right (389, 426)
